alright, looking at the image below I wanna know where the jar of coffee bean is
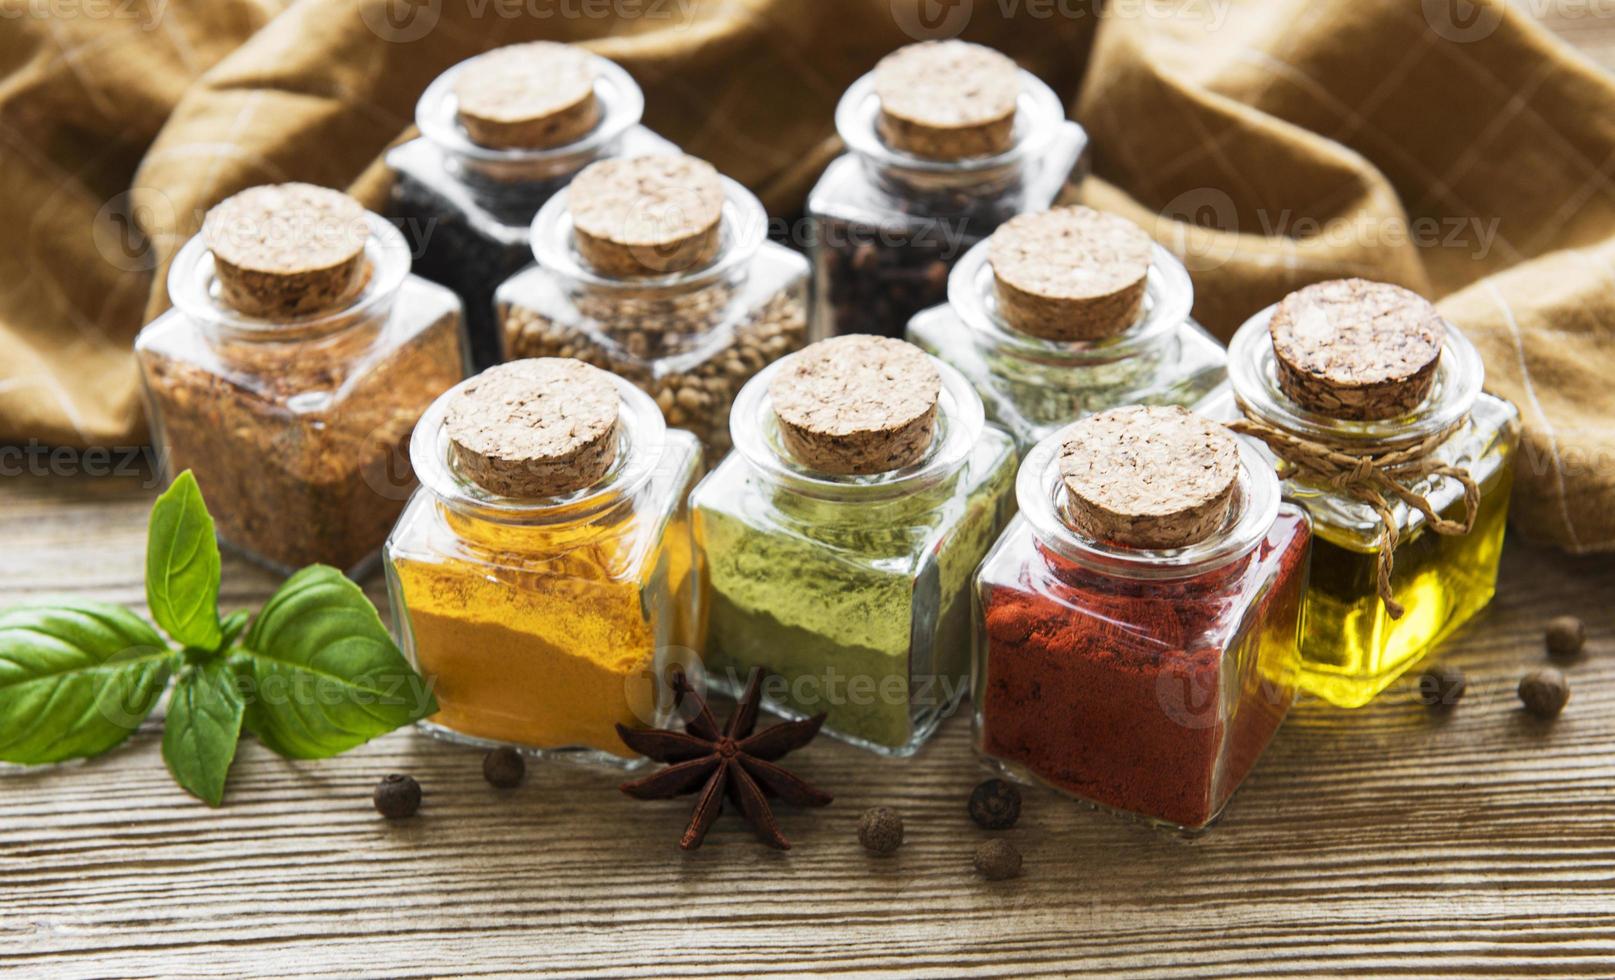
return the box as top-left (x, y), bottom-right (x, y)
top-left (386, 42), bottom-right (677, 369)
top-left (806, 41), bottom-right (1088, 340)
top-left (497, 154), bottom-right (810, 459)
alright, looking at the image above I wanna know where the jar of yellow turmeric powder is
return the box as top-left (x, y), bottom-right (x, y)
top-left (384, 358), bottom-right (702, 766)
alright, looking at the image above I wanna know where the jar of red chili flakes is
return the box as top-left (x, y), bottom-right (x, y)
top-left (973, 405), bottom-right (1311, 831)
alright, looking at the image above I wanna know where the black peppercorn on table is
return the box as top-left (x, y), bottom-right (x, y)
top-left (4, 444), bottom-right (1615, 978)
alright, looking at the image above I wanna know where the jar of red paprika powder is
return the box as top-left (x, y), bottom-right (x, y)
top-left (972, 405), bottom-right (1312, 831)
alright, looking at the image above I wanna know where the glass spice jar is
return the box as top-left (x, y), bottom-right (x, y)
top-left (974, 406), bottom-right (1312, 832)
top-left (498, 153), bottom-right (811, 460)
top-left (136, 183), bottom-right (467, 577)
top-left (908, 206), bottom-right (1227, 453)
top-left (384, 358), bottom-right (702, 767)
top-left (386, 42), bottom-right (677, 369)
top-left (1218, 279), bottom-right (1520, 708)
top-left (807, 40), bottom-right (1088, 340)
top-left (691, 336), bottom-right (1018, 755)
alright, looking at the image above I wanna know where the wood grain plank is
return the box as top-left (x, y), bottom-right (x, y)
top-left (2, 461), bottom-right (1614, 979)
top-left (6, 4), bottom-right (1615, 976)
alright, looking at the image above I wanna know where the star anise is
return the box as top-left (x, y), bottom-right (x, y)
top-left (616, 667), bottom-right (832, 850)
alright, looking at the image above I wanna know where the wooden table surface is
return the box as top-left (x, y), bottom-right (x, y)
top-left (7, 6), bottom-right (1615, 979)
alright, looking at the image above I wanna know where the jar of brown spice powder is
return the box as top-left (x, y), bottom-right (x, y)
top-left (135, 183), bottom-right (468, 576)
top-left (497, 154), bottom-right (811, 459)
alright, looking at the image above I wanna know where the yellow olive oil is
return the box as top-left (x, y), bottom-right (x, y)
top-left (1297, 463), bottom-right (1514, 707)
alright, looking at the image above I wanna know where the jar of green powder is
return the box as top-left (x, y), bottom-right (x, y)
top-left (691, 335), bottom-right (1017, 755)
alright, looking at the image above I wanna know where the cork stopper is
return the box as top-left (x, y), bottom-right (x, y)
top-left (873, 41), bottom-right (1020, 160)
top-left (988, 207), bottom-right (1155, 341)
top-left (568, 155), bottom-right (725, 277)
top-left (1268, 279), bottom-right (1445, 421)
top-left (769, 336), bottom-right (942, 476)
top-left (1058, 406), bottom-right (1239, 550)
top-left (453, 42), bottom-right (600, 150)
top-left (202, 183), bottom-right (370, 318)
top-left (445, 359), bottom-right (620, 498)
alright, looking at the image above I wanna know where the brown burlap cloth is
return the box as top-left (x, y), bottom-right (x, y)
top-left (0, 0), bottom-right (1610, 552)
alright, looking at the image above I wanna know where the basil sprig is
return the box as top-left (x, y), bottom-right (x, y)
top-left (0, 471), bottom-right (436, 805)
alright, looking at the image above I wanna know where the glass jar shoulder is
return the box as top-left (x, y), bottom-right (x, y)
top-left (136, 275), bottom-right (463, 415)
top-left (909, 307), bottom-right (1228, 452)
top-left (1283, 392), bottom-right (1520, 545)
top-left (806, 121), bottom-right (1086, 229)
top-left (693, 440), bottom-right (1010, 578)
top-left (389, 430), bottom-right (699, 585)
top-left (498, 244), bottom-right (806, 354)
top-left (977, 505), bottom-right (1310, 651)
top-left (387, 125), bottom-right (679, 244)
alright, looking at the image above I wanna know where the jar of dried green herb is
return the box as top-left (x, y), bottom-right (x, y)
top-left (691, 336), bottom-right (1017, 755)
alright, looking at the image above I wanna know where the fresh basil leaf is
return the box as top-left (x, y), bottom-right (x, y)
top-left (0, 600), bottom-right (174, 764)
top-left (146, 471), bottom-right (222, 651)
top-left (162, 657), bottom-right (244, 806)
top-left (218, 609), bottom-right (250, 652)
top-left (231, 566), bottom-right (436, 759)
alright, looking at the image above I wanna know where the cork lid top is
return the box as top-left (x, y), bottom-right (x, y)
top-left (769, 336), bottom-right (942, 476)
top-left (1057, 406), bottom-right (1239, 550)
top-left (1268, 278), bottom-right (1445, 421)
top-left (873, 40), bottom-right (1020, 159)
top-left (988, 207), bottom-right (1155, 341)
top-left (453, 42), bottom-right (599, 150)
top-left (445, 358), bottom-right (621, 498)
top-left (568, 154), bottom-right (726, 277)
top-left (202, 183), bottom-right (370, 318)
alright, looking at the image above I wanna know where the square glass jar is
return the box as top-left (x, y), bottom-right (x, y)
top-left (386, 50), bottom-right (676, 369)
top-left (691, 356), bottom-right (1017, 755)
top-left (1220, 308), bottom-right (1520, 708)
top-left (135, 211), bottom-right (466, 577)
top-left (807, 65), bottom-right (1087, 339)
top-left (498, 174), bottom-right (811, 461)
top-left (384, 373), bottom-right (702, 767)
top-left (908, 238), bottom-right (1227, 453)
top-left (973, 428), bottom-right (1311, 831)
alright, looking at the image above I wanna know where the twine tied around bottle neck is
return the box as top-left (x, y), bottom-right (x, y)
top-left (1226, 413), bottom-right (1479, 619)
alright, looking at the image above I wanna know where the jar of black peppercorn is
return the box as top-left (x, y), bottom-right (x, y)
top-left (135, 183), bottom-right (468, 576)
top-left (806, 40), bottom-right (1087, 339)
top-left (908, 205), bottom-right (1227, 453)
top-left (386, 42), bottom-right (676, 368)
